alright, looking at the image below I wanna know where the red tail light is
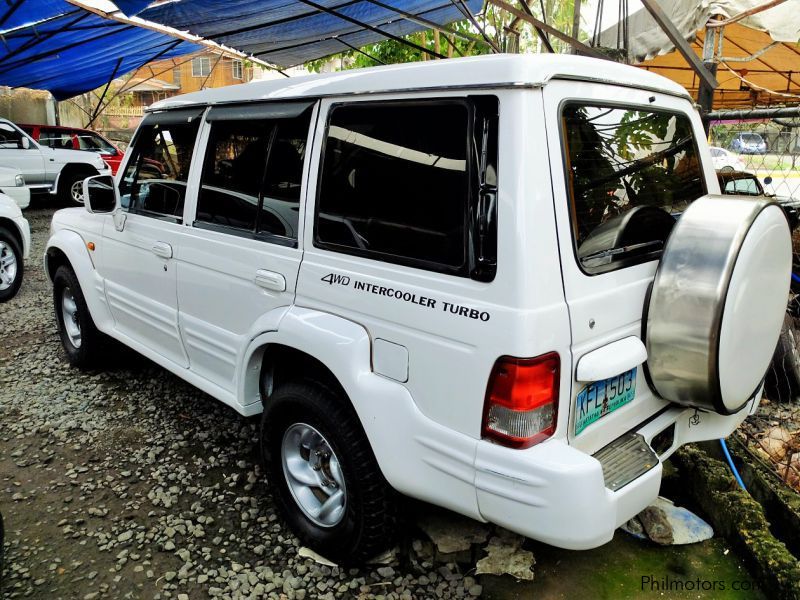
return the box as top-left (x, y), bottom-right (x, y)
top-left (482, 352), bottom-right (560, 449)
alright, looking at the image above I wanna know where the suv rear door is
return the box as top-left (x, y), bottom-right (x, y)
top-left (543, 80), bottom-right (714, 454)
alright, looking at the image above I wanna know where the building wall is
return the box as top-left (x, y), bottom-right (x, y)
top-left (0, 87), bottom-right (56, 124)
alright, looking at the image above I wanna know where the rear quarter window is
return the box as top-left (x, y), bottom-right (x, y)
top-left (314, 98), bottom-right (498, 280)
top-left (562, 103), bottom-right (706, 275)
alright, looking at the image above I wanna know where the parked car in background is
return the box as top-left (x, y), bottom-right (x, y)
top-left (0, 191), bottom-right (30, 301)
top-left (0, 118), bottom-right (111, 204)
top-left (709, 146), bottom-right (746, 172)
top-left (19, 123), bottom-right (125, 175)
top-left (0, 166), bottom-right (30, 209)
top-left (729, 132), bottom-right (767, 154)
top-left (717, 169), bottom-right (800, 229)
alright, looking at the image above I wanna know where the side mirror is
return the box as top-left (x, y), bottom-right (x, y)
top-left (83, 174), bottom-right (119, 215)
top-left (764, 176), bottom-right (773, 185)
top-left (20, 137), bottom-right (30, 150)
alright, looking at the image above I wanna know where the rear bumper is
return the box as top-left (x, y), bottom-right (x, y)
top-left (361, 368), bottom-right (754, 550)
top-left (472, 400), bottom-right (753, 549)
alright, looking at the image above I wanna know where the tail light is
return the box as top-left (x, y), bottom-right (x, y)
top-left (482, 352), bottom-right (559, 448)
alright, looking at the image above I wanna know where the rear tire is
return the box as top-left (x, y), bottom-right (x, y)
top-left (766, 313), bottom-right (800, 403)
top-left (53, 265), bottom-right (108, 368)
top-left (260, 381), bottom-right (398, 564)
top-left (0, 226), bottom-right (23, 302)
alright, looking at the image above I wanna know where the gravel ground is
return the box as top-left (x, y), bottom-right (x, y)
top-left (0, 201), bottom-right (489, 599)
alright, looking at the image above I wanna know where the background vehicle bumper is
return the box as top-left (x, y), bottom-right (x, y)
top-left (12, 215), bottom-right (30, 259)
top-left (1, 186), bottom-right (30, 210)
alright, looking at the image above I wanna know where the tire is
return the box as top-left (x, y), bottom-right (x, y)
top-left (0, 226), bottom-right (23, 302)
top-left (260, 381), bottom-right (398, 564)
top-left (58, 171), bottom-right (90, 205)
top-left (765, 313), bottom-right (800, 403)
top-left (52, 265), bottom-right (108, 368)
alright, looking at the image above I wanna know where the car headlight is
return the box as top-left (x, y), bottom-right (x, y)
top-left (15, 174), bottom-right (24, 186)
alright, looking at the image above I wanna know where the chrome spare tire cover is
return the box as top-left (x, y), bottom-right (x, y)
top-left (646, 195), bottom-right (791, 414)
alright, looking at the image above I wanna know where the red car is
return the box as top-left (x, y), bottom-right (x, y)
top-left (18, 124), bottom-right (124, 175)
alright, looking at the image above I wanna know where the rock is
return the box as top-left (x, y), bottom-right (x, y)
top-left (376, 567), bottom-right (395, 578)
top-left (475, 532), bottom-right (535, 581)
top-left (468, 584), bottom-right (483, 596)
top-left (117, 531), bottom-right (133, 542)
top-left (417, 512), bottom-right (490, 554)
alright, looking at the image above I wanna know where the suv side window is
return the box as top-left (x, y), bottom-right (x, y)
top-left (0, 123), bottom-right (25, 148)
top-left (195, 103), bottom-right (312, 243)
top-left (315, 98), bottom-right (498, 279)
top-left (120, 109), bottom-right (202, 222)
top-left (40, 129), bottom-right (74, 150)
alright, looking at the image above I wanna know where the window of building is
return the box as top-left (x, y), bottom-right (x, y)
top-left (195, 105), bottom-right (312, 241)
top-left (232, 60), bottom-right (243, 80)
top-left (315, 99), bottom-right (498, 278)
top-left (191, 56), bottom-right (211, 78)
top-left (119, 110), bottom-right (202, 222)
top-left (173, 66), bottom-right (182, 87)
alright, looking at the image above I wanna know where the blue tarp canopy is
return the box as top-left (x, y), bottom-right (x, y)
top-left (116, 0), bottom-right (484, 67)
top-left (0, 0), bottom-right (482, 99)
top-left (0, 1), bottom-right (198, 99)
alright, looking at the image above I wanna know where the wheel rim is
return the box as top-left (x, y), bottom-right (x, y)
top-left (70, 179), bottom-right (85, 204)
top-left (61, 287), bottom-right (82, 348)
top-left (0, 241), bottom-right (17, 292)
top-left (281, 423), bottom-right (346, 528)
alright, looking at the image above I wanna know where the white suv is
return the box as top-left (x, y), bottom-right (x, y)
top-left (0, 118), bottom-right (110, 204)
top-left (45, 55), bottom-right (791, 563)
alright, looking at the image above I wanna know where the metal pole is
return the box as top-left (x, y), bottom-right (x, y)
top-left (295, 0), bottom-right (448, 59)
top-left (639, 0), bottom-right (718, 91)
top-left (698, 21), bottom-right (719, 133)
top-left (85, 56), bottom-right (123, 128)
top-left (488, 0), bottom-right (606, 59)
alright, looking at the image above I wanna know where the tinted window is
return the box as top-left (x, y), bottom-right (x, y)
top-left (197, 120), bottom-right (272, 231)
top-left (316, 101), bottom-right (471, 273)
top-left (196, 111), bottom-right (310, 240)
top-left (722, 176), bottom-right (761, 196)
top-left (120, 119), bottom-right (200, 221)
top-left (76, 132), bottom-right (115, 153)
top-left (40, 129), bottom-right (74, 150)
top-left (563, 104), bottom-right (705, 274)
top-left (0, 123), bottom-right (25, 148)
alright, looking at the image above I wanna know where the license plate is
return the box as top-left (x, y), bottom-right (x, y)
top-left (575, 367), bottom-right (637, 435)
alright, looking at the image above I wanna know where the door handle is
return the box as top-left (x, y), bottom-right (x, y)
top-left (576, 336), bottom-right (647, 382)
top-left (151, 241), bottom-right (173, 259)
top-left (255, 269), bottom-right (286, 292)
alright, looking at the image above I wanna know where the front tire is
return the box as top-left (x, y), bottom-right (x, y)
top-left (0, 226), bottom-right (23, 302)
top-left (58, 171), bottom-right (89, 205)
top-left (260, 381), bottom-right (398, 564)
top-left (53, 265), bottom-right (107, 368)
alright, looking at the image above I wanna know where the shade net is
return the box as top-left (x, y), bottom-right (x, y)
top-left (115, 0), bottom-right (484, 67)
top-left (0, 0), bottom-right (198, 99)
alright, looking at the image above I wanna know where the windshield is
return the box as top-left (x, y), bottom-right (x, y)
top-left (562, 104), bottom-right (706, 274)
top-left (741, 133), bottom-right (762, 143)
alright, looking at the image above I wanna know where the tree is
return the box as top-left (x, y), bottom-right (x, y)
top-left (305, 1), bottom-right (581, 73)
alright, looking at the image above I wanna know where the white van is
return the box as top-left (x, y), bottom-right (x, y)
top-left (45, 54), bottom-right (791, 563)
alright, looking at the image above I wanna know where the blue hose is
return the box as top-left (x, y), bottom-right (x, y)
top-left (720, 438), bottom-right (747, 491)
top-left (792, 273), bottom-right (800, 284)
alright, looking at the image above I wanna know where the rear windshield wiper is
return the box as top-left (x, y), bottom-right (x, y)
top-left (579, 240), bottom-right (664, 265)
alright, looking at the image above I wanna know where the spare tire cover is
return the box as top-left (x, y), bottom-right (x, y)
top-left (646, 195), bottom-right (791, 414)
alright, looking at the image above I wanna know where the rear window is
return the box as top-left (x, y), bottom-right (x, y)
top-left (562, 103), bottom-right (705, 274)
